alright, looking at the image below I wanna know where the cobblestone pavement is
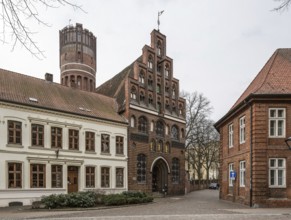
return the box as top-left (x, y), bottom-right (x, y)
top-left (1, 190), bottom-right (291, 220)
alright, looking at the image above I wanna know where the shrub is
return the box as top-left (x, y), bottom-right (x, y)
top-left (102, 194), bottom-right (127, 206)
top-left (122, 191), bottom-right (146, 198)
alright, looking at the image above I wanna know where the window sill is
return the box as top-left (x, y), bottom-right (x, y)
top-left (115, 154), bottom-right (125, 157)
top-left (85, 151), bottom-right (96, 155)
top-left (269, 186), bottom-right (286, 188)
top-left (100, 153), bottom-right (111, 156)
top-left (6, 144), bottom-right (23, 148)
top-left (62, 149), bottom-right (82, 153)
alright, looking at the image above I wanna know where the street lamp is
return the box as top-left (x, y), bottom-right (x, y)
top-left (284, 137), bottom-right (291, 150)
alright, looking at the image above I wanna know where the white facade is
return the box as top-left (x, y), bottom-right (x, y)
top-left (0, 102), bottom-right (128, 207)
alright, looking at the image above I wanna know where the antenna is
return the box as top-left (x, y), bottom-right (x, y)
top-left (157, 10), bottom-right (164, 31)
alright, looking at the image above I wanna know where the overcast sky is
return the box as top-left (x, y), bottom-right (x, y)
top-left (1, 0), bottom-right (290, 121)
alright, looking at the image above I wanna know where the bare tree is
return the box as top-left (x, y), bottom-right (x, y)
top-left (0, 0), bottom-right (84, 59)
top-left (273, 0), bottom-right (291, 11)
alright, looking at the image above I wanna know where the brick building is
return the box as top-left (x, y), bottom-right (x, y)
top-left (215, 49), bottom-right (291, 207)
top-left (97, 29), bottom-right (186, 195)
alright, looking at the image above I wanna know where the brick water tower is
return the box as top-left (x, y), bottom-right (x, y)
top-left (59, 23), bottom-right (96, 92)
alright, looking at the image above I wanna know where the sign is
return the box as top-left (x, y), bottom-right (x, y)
top-left (230, 171), bottom-right (236, 180)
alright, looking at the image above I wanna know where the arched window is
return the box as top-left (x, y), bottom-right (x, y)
top-left (130, 116), bottom-right (135, 128)
top-left (139, 71), bottom-right (145, 84)
top-left (165, 64), bottom-right (170, 78)
top-left (140, 91), bottom-right (145, 103)
top-left (130, 86), bottom-right (137, 100)
top-left (172, 158), bottom-right (180, 183)
top-left (157, 140), bottom-right (163, 152)
top-left (150, 121), bottom-right (154, 132)
top-left (138, 116), bottom-right (148, 133)
top-left (150, 139), bottom-right (156, 151)
top-left (148, 94), bottom-right (153, 105)
top-left (156, 120), bottom-right (164, 137)
top-left (137, 154), bottom-right (146, 183)
top-left (157, 84), bottom-right (161, 93)
top-left (179, 104), bottom-right (184, 116)
top-left (147, 55), bottom-right (153, 69)
top-left (164, 142), bottom-right (170, 154)
top-left (172, 85), bottom-right (176, 98)
top-left (157, 102), bottom-right (162, 114)
top-left (157, 41), bottom-right (162, 56)
top-left (171, 125), bottom-right (179, 140)
top-left (148, 75), bottom-right (153, 87)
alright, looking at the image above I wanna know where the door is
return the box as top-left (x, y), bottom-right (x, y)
top-left (67, 166), bottom-right (78, 193)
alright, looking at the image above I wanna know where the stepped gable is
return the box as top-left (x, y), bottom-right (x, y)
top-left (0, 68), bottom-right (126, 124)
top-left (231, 49), bottom-right (291, 110)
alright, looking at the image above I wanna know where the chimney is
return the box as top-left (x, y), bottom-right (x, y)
top-left (45, 73), bottom-right (53, 82)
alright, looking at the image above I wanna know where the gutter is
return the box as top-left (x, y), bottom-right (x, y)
top-left (250, 103), bottom-right (253, 207)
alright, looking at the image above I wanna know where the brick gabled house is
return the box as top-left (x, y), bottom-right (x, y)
top-left (97, 30), bottom-right (186, 195)
top-left (215, 49), bottom-right (291, 207)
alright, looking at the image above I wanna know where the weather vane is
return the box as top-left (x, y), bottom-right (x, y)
top-left (157, 10), bottom-right (164, 31)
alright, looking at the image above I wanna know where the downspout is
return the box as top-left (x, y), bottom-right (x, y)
top-left (250, 104), bottom-right (253, 207)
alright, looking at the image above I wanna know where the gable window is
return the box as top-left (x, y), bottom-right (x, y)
top-left (8, 120), bottom-right (22, 145)
top-left (269, 158), bottom-right (286, 187)
top-left (138, 116), bottom-right (147, 133)
top-left (165, 64), bottom-right (170, 78)
top-left (156, 120), bottom-right (164, 137)
top-left (30, 164), bottom-right (46, 188)
top-left (31, 124), bottom-right (44, 147)
top-left (147, 55), bottom-right (153, 69)
top-left (85, 131), bottom-right (95, 151)
top-left (148, 94), bottom-right (153, 105)
top-left (157, 41), bottom-right (162, 56)
top-left (101, 134), bottom-right (110, 153)
top-left (269, 108), bottom-right (285, 137)
top-left (51, 165), bottom-right (63, 188)
top-left (86, 167), bottom-right (95, 188)
top-left (140, 91), bottom-right (145, 103)
top-left (171, 125), bottom-right (179, 140)
top-left (229, 163), bottom-right (234, 187)
top-left (228, 124), bottom-right (233, 148)
top-left (239, 161), bottom-right (246, 187)
top-left (130, 87), bottom-right (137, 100)
top-left (137, 154), bottom-right (146, 183)
top-left (239, 116), bottom-right (246, 144)
top-left (69, 129), bottom-right (79, 150)
top-left (116, 136), bottom-right (124, 155)
top-left (139, 71), bottom-right (145, 84)
top-left (8, 163), bottom-right (22, 188)
top-left (101, 167), bottom-right (110, 188)
top-left (51, 127), bottom-right (62, 148)
top-left (172, 158), bottom-right (180, 183)
top-left (116, 168), bottom-right (124, 187)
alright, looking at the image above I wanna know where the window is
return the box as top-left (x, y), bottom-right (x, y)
top-left (228, 124), bottom-right (233, 148)
top-left (116, 136), bottom-right (124, 155)
top-left (86, 167), bottom-right (95, 188)
top-left (229, 163), bottom-right (234, 187)
top-left (269, 158), bottom-right (286, 187)
top-left (147, 55), bottom-right (153, 69)
top-left (164, 142), bottom-right (170, 153)
top-left (156, 120), bottom-right (164, 137)
top-left (269, 108), bottom-right (285, 137)
top-left (148, 94), bottom-right (153, 105)
top-left (157, 140), bottom-right (163, 152)
top-left (8, 163), bottom-right (22, 188)
top-left (139, 71), bottom-right (145, 84)
top-left (172, 86), bottom-right (176, 98)
top-left (150, 121), bottom-right (154, 132)
top-left (51, 165), bottom-right (62, 188)
top-left (101, 134), bottom-right (110, 153)
top-left (239, 116), bottom-right (246, 144)
top-left (150, 139), bottom-right (156, 151)
top-left (69, 129), bottom-right (79, 150)
top-left (116, 168), bottom-right (124, 187)
top-left (157, 41), bottom-right (162, 56)
top-left (130, 116), bottom-right (135, 128)
top-left (157, 84), bottom-right (161, 93)
top-left (140, 91), bottom-right (145, 103)
top-left (31, 124), bottom-right (44, 147)
top-left (165, 64), bottom-right (170, 77)
top-left (85, 131), bottom-right (95, 151)
top-left (138, 116), bottom-right (147, 133)
top-left (239, 161), bottom-right (246, 187)
top-left (181, 128), bottom-right (185, 139)
top-left (148, 76), bottom-right (153, 87)
top-left (157, 102), bottom-right (162, 114)
top-left (130, 87), bottom-right (137, 100)
top-left (165, 125), bottom-right (169, 135)
top-left (51, 127), bottom-right (62, 148)
top-left (171, 125), bottom-right (179, 140)
top-left (8, 120), bottom-right (22, 144)
top-left (172, 158), bottom-right (180, 183)
top-left (137, 154), bottom-right (146, 183)
top-left (101, 167), bottom-right (110, 188)
top-left (30, 164), bottom-right (46, 188)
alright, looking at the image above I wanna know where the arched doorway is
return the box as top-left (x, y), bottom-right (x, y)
top-left (151, 158), bottom-right (169, 193)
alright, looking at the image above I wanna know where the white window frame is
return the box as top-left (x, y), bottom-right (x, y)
top-left (269, 158), bottom-right (286, 188)
top-left (228, 124), bottom-right (233, 148)
top-left (239, 116), bottom-right (245, 144)
top-left (229, 163), bottom-right (234, 187)
top-left (239, 161), bottom-right (246, 187)
top-left (269, 108), bottom-right (285, 138)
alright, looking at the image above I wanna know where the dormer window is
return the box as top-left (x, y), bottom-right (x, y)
top-left (147, 55), bottom-right (153, 69)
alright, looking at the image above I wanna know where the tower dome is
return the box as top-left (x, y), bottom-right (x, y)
top-left (59, 23), bottom-right (96, 92)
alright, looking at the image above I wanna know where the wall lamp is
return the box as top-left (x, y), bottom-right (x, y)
top-left (284, 137), bottom-right (291, 150)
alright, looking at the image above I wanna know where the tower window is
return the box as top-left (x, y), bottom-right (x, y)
top-left (157, 41), bottom-right (162, 56)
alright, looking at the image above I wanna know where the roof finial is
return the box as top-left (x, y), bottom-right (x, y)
top-left (157, 10), bottom-right (164, 32)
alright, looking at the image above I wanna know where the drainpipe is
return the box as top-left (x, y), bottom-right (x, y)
top-left (250, 104), bottom-right (253, 207)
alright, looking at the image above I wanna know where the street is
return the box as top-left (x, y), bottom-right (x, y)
top-left (1, 190), bottom-right (291, 220)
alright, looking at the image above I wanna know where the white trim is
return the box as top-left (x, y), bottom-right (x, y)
top-left (61, 69), bottom-right (95, 77)
top-left (150, 156), bottom-right (170, 174)
top-left (164, 115), bottom-right (186, 124)
top-left (61, 62), bottom-right (95, 72)
top-left (130, 104), bottom-right (158, 116)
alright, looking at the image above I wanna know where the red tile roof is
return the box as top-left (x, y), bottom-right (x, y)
top-left (0, 68), bottom-right (127, 124)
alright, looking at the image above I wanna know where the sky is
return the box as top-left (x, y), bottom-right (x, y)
top-left (1, 0), bottom-right (291, 121)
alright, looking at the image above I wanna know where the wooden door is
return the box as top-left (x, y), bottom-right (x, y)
top-left (67, 166), bottom-right (78, 193)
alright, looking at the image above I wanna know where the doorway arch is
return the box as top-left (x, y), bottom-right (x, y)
top-left (151, 157), bottom-right (170, 193)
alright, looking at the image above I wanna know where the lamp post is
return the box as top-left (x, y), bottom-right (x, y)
top-left (284, 137), bottom-right (291, 150)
